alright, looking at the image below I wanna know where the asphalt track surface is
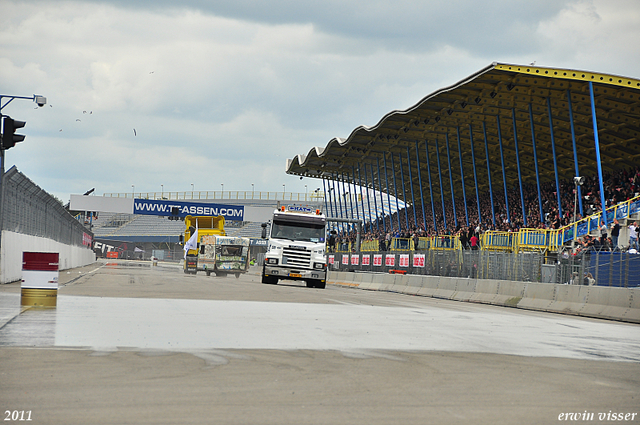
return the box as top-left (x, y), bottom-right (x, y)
top-left (1, 260), bottom-right (639, 424)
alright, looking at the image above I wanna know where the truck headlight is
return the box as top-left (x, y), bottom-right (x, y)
top-left (266, 258), bottom-right (279, 265)
top-left (313, 262), bottom-right (325, 269)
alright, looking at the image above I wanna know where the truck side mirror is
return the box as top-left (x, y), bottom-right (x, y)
top-left (261, 222), bottom-right (267, 239)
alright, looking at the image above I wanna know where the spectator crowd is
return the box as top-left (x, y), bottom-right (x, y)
top-left (329, 166), bottom-right (640, 252)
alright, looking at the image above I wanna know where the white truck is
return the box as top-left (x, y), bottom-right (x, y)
top-left (261, 206), bottom-right (328, 289)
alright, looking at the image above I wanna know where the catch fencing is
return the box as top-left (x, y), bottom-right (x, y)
top-left (328, 250), bottom-right (543, 283)
top-left (1, 166), bottom-right (91, 247)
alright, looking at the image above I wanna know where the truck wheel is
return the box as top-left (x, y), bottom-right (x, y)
top-left (206, 270), bottom-right (211, 276)
top-left (235, 273), bottom-right (240, 279)
top-left (261, 274), bottom-right (278, 285)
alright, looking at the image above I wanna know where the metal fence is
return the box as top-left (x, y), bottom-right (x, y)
top-left (327, 250), bottom-right (543, 282)
top-left (557, 251), bottom-right (640, 288)
top-left (1, 166), bottom-right (91, 246)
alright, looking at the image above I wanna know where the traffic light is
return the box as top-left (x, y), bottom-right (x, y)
top-left (2, 116), bottom-right (26, 150)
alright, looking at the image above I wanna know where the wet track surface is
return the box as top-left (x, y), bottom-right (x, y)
top-left (1, 261), bottom-right (639, 360)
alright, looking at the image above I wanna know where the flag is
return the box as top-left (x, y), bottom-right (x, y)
top-left (183, 220), bottom-right (198, 259)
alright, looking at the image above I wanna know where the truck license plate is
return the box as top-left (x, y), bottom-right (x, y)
top-left (289, 273), bottom-right (301, 278)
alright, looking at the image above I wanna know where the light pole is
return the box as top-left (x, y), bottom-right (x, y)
top-left (283, 184), bottom-right (286, 200)
top-left (191, 183), bottom-right (194, 199)
top-left (132, 185), bottom-right (134, 198)
top-left (0, 93), bottom-right (46, 263)
top-left (161, 184), bottom-right (163, 199)
top-left (305, 184), bottom-right (307, 201)
top-left (251, 183), bottom-right (254, 199)
top-left (570, 176), bottom-right (584, 282)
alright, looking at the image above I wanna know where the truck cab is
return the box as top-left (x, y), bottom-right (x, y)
top-left (262, 206), bottom-right (327, 289)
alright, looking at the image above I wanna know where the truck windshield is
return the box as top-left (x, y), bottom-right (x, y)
top-left (271, 220), bottom-right (325, 242)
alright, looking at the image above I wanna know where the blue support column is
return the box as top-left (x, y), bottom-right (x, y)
top-left (330, 177), bottom-right (341, 233)
top-left (425, 140), bottom-right (438, 232)
top-left (456, 127), bottom-right (469, 227)
top-left (406, 147), bottom-right (417, 227)
top-left (567, 90), bottom-right (583, 216)
top-left (335, 172), bottom-right (346, 234)
top-left (445, 134), bottom-right (458, 228)
top-left (496, 115), bottom-right (510, 224)
top-left (383, 154), bottom-right (394, 231)
top-left (589, 81), bottom-right (608, 225)
top-left (376, 157), bottom-right (387, 232)
top-left (370, 163), bottom-right (381, 232)
top-left (398, 152), bottom-right (410, 230)
top-left (322, 178), bottom-right (331, 232)
top-left (546, 97), bottom-right (563, 219)
top-left (343, 171), bottom-right (355, 234)
top-left (512, 109), bottom-right (527, 227)
top-left (390, 153), bottom-right (402, 231)
top-left (434, 138), bottom-right (447, 229)
top-left (415, 141), bottom-right (428, 231)
top-left (482, 122), bottom-right (496, 227)
top-left (528, 103), bottom-right (544, 224)
top-left (363, 164), bottom-right (375, 231)
top-left (351, 166), bottom-right (361, 224)
top-left (357, 165), bottom-right (368, 233)
top-left (468, 124), bottom-right (482, 224)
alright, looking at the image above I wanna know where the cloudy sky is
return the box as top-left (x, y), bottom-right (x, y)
top-left (1, 0), bottom-right (639, 203)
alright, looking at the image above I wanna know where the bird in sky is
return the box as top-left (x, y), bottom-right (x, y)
top-left (133, 128), bottom-right (137, 136)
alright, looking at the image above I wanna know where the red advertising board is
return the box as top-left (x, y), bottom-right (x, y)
top-left (350, 254), bottom-right (359, 265)
top-left (361, 254), bottom-right (370, 266)
top-left (399, 254), bottom-right (409, 267)
top-left (413, 253), bottom-right (425, 267)
top-left (385, 254), bottom-right (395, 267)
top-left (373, 254), bottom-right (383, 267)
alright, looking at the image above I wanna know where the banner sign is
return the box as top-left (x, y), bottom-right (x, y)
top-left (399, 254), bottom-right (410, 267)
top-left (385, 254), bottom-right (395, 267)
top-left (373, 254), bottom-right (383, 267)
top-left (362, 254), bottom-right (370, 266)
top-left (342, 254), bottom-right (349, 265)
top-left (350, 254), bottom-right (359, 265)
top-left (328, 255), bottom-right (334, 265)
top-left (413, 253), bottom-right (425, 267)
top-left (133, 199), bottom-right (245, 221)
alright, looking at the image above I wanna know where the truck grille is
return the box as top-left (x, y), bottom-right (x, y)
top-left (283, 246), bottom-right (311, 268)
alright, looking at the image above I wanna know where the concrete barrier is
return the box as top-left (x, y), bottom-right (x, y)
top-left (519, 282), bottom-right (556, 311)
top-left (433, 277), bottom-right (457, 300)
top-left (495, 280), bottom-right (526, 307)
top-left (470, 280), bottom-right (499, 304)
top-left (452, 278), bottom-right (477, 302)
top-left (417, 276), bottom-right (439, 297)
top-left (327, 271), bottom-right (640, 323)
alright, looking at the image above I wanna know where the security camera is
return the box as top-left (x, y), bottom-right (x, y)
top-left (34, 96), bottom-right (47, 107)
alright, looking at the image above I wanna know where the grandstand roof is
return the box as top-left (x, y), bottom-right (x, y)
top-left (286, 62), bottom-right (640, 202)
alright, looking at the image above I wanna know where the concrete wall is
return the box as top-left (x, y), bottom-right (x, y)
top-left (1, 230), bottom-right (96, 284)
top-left (328, 271), bottom-right (640, 323)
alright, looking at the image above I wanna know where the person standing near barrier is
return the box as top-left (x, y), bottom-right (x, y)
top-left (611, 219), bottom-right (621, 250)
top-left (470, 233), bottom-right (479, 250)
top-left (600, 220), bottom-right (608, 244)
top-left (629, 221), bottom-right (638, 251)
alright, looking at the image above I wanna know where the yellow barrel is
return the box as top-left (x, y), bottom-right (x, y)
top-left (21, 288), bottom-right (58, 307)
